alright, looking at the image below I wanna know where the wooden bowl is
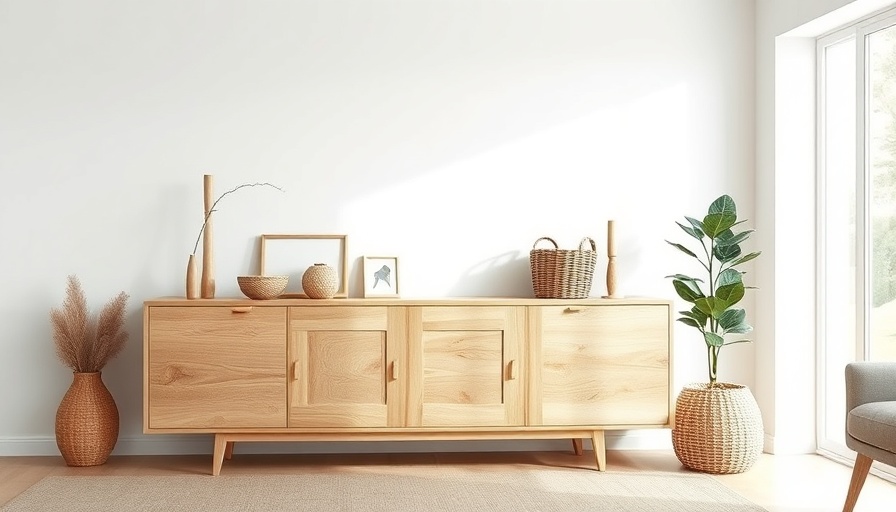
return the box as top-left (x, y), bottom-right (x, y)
top-left (237, 275), bottom-right (289, 300)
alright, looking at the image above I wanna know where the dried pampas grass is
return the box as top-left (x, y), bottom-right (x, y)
top-left (51, 275), bottom-right (129, 373)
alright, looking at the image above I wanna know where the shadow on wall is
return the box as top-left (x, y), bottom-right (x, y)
top-left (447, 251), bottom-right (533, 298)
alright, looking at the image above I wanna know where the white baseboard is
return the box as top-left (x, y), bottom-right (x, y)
top-left (0, 430), bottom-right (673, 457)
top-left (762, 431), bottom-right (817, 455)
top-left (764, 432), bottom-right (775, 454)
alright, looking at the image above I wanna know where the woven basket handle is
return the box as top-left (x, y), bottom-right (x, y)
top-left (579, 237), bottom-right (597, 252)
top-left (532, 237), bottom-right (559, 249)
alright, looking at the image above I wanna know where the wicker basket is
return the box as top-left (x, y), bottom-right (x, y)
top-left (529, 236), bottom-right (597, 299)
top-left (672, 382), bottom-right (764, 474)
top-left (237, 275), bottom-right (289, 300)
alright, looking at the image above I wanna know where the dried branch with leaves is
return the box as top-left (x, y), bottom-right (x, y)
top-left (50, 275), bottom-right (130, 373)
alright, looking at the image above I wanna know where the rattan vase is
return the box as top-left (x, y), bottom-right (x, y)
top-left (671, 383), bottom-right (763, 474)
top-left (55, 372), bottom-right (120, 466)
top-left (302, 263), bottom-right (339, 299)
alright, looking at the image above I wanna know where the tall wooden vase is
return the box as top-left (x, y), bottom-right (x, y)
top-left (200, 174), bottom-right (215, 298)
top-left (55, 372), bottom-right (120, 466)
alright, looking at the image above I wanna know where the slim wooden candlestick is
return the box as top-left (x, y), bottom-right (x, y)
top-left (603, 220), bottom-right (620, 298)
top-left (200, 174), bottom-right (215, 298)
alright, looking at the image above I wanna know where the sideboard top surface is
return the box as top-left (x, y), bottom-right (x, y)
top-left (144, 297), bottom-right (673, 307)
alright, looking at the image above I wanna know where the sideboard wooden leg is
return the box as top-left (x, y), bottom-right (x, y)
top-left (571, 438), bottom-right (584, 455)
top-left (591, 430), bottom-right (606, 471)
top-left (224, 441), bottom-right (234, 460)
top-left (212, 434), bottom-right (227, 476)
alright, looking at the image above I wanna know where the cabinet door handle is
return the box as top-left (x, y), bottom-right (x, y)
top-left (565, 306), bottom-right (585, 313)
top-left (292, 362), bottom-right (300, 381)
top-left (231, 306), bottom-right (253, 313)
top-left (508, 360), bottom-right (518, 380)
top-left (390, 361), bottom-right (399, 381)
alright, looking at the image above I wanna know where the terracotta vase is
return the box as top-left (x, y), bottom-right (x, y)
top-left (55, 372), bottom-right (120, 466)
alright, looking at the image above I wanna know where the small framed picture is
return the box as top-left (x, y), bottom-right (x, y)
top-left (363, 256), bottom-right (400, 298)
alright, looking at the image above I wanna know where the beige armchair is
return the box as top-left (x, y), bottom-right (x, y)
top-left (842, 362), bottom-right (896, 512)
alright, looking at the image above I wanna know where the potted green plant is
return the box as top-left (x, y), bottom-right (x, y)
top-left (665, 194), bottom-right (764, 474)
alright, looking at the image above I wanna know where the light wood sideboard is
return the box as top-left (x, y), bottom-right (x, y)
top-left (143, 297), bottom-right (672, 475)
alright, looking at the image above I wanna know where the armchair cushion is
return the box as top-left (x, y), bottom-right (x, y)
top-left (847, 400), bottom-right (896, 454)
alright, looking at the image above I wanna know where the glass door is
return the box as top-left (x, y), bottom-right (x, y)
top-left (817, 10), bottom-right (896, 472)
top-left (868, 23), bottom-right (896, 362)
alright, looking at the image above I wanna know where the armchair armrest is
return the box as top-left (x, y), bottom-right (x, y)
top-left (845, 362), bottom-right (896, 411)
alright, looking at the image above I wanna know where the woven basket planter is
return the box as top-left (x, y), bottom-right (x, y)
top-left (672, 382), bottom-right (763, 474)
top-left (55, 372), bottom-right (119, 466)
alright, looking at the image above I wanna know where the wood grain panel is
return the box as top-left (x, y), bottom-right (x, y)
top-left (422, 331), bottom-right (503, 404)
top-left (288, 306), bottom-right (403, 428)
top-left (307, 332), bottom-right (385, 405)
top-left (147, 306), bottom-right (287, 429)
top-left (533, 304), bottom-right (671, 426)
top-left (409, 306), bottom-right (525, 427)
top-left (289, 306), bottom-right (388, 330)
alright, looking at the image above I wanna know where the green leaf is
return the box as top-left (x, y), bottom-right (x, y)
top-left (724, 322), bottom-right (753, 335)
top-left (704, 332), bottom-right (725, 347)
top-left (715, 282), bottom-right (745, 308)
top-left (718, 308), bottom-right (746, 330)
top-left (680, 308), bottom-right (708, 328)
top-left (716, 229), bottom-right (753, 248)
top-left (703, 212), bottom-right (737, 238)
top-left (665, 274), bottom-right (704, 284)
top-left (679, 308), bottom-right (704, 319)
top-left (730, 251), bottom-right (761, 266)
top-left (714, 242), bottom-right (742, 263)
top-left (716, 269), bottom-right (743, 287)
top-left (673, 279), bottom-right (704, 302)
top-left (715, 228), bottom-right (734, 241)
top-left (694, 296), bottom-right (728, 318)
top-left (666, 241), bottom-right (698, 259)
top-left (708, 195), bottom-right (737, 216)
top-left (684, 217), bottom-right (706, 238)
top-left (676, 221), bottom-right (702, 240)
top-left (677, 317), bottom-right (702, 329)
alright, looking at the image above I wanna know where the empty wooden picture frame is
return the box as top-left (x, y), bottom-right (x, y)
top-left (362, 256), bottom-right (400, 298)
top-left (259, 234), bottom-right (348, 298)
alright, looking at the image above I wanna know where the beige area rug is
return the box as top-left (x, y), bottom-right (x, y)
top-left (1, 467), bottom-right (767, 512)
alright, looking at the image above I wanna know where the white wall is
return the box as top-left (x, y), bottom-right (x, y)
top-left (0, 0), bottom-right (756, 456)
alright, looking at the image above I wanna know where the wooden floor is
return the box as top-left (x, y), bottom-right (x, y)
top-left (2, 449), bottom-right (895, 511)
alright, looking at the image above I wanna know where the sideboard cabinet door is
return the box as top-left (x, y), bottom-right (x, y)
top-left (407, 306), bottom-right (526, 427)
top-left (146, 306), bottom-right (287, 429)
top-left (529, 304), bottom-right (671, 427)
top-left (288, 306), bottom-right (406, 428)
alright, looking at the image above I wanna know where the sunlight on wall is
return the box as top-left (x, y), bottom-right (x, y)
top-left (342, 84), bottom-right (692, 298)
